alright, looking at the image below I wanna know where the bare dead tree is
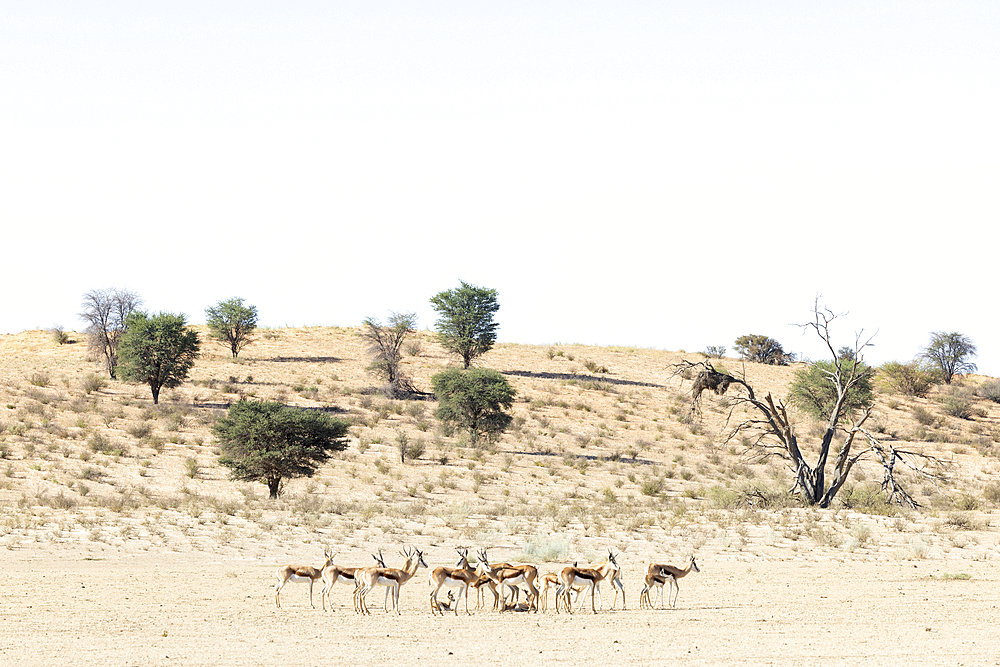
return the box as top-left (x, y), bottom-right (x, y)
top-left (361, 311), bottom-right (418, 398)
top-left (79, 288), bottom-right (143, 378)
top-left (674, 301), bottom-right (946, 508)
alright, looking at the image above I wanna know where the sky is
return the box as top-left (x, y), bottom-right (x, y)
top-left (2, 1), bottom-right (998, 375)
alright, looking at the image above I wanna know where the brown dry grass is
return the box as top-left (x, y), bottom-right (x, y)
top-left (1, 327), bottom-right (999, 665)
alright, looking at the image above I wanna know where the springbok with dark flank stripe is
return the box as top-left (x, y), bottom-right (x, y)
top-left (646, 556), bottom-right (699, 608)
top-left (557, 550), bottom-right (619, 614)
top-left (320, 551), bottom-right (386, 611)
top-left (274, 547), bottom-right (335, 609)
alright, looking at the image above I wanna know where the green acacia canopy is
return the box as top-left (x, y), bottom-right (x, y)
top-left (431, 368), bottom-right (515, 445)
top-left (116, 311), bottom-right (200, 404)
top-left (214, 400), bottom-right (349, 499)
top-left (430, 281), bottom-right (500, 369)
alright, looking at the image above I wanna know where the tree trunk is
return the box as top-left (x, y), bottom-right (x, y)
top-left (151, 383), bottom-right (160, 404)
top-left (268, 477), bottom-right (281, 499)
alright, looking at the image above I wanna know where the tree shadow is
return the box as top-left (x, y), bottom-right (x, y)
top-left (501, 370), bottom-right (665, 390)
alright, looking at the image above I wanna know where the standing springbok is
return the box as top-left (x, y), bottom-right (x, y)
top-left (478, 549), bottom-right (540, 613)
top-left (557, 550), bottom-right (619, 614)
top-left (646, 556), bottom-right (699, 608)
top-left (319, 552), bottom-right (386, 612)
top-left (428, 548), bottom-right (478, 615)
top-left (274, 547), bottom-right (335, 609)
top-left (638, 571), bottom-right (674, 609)
top-left (356, 546), bottom-right (428, 615)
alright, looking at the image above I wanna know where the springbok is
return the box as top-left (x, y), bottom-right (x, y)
top-left (429, 548), bottom-right (478, 615)
top-left (274, 547), bottom-right (335, 609)
top-left (319, 552), bottom-right (386, 612)
top-left (355, 546), bottom-right (428, 615)
top-left (646, 556), bottom-right (699, 608)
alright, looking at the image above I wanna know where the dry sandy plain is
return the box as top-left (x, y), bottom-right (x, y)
top-left (1, 327), bottom-right (999, 665)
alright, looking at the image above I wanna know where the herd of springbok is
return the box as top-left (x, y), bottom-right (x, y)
top-left (274, 546), bottom-right (700, 614)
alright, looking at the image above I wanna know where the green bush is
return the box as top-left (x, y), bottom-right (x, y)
top-left (838, 484), bottom-right (900, 516)
top-left (939, 386), bottom-right (982, 420)
top-left (878, 361), bottom-right (942, 398)
top-left (789, 360), bottom-right (874, 423)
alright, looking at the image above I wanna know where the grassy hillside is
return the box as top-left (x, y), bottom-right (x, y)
top-left (1, 326), bottom-right (998, 562)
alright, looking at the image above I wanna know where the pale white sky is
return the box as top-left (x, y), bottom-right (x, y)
top-left (2, 2), bottom-right (998, 375)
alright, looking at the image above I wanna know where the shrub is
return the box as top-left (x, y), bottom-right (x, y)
top-left (939, 386), bottom-right (981, 420)
top-left (583, 360), bottom-right (609, 374)
top-left (81, 374), bottom-right (107, 395)
top-left (976, 379), bottom-right (1000, 404)
top-left (640, 477), bottom-right (664, 496)
top-left (878, 361), bottom-right (942, 398)
top-left (28, 372), bottom-right (51, 388)
top-left (982, 482), bottom-right (1000, 506)
top-left (838, 484), bottom-right (900, 516)
top-left (704, 345), bottom-right (726, 358)
top-left (49, 326), bottom-right (70, 345)
top-left (521, 531), bottom-right (571, 561)
top-left (912, 406), bottom-right (937, 426)
top-left (127, 422), bottom-right (153, 439)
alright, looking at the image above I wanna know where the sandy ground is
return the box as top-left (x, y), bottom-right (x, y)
top-left (2, 545), bottom-right (998, 667)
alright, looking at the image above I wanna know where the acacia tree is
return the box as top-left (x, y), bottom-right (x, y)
top-left (681, 303), bottom-right (944, 508)
top-left (733, 334), bottom-right (793, 365)
top-left (921, 332), bottom-right (977, 384)
top-left (214, 400), bottom-right (349, 498)
top-left (432, 368), bottom-right (515, 445)
top-left (430, 281), bottom-right (500, 369)
top-left (79, 288), bottom-right (143, 378)
top-left (116, 312), bottom-right (200, 404)
top-left (361, 311), bottom-right (418, 397)
top-left (205, 297), bottom-right (258, 359)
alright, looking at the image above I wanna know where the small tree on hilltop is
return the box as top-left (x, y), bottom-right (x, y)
top-left (733, 334), bottom-right (793, 365)
top-left (432, 368), bottom-right (515, 445)
top-left (215, 400), bottom-right (350, 499)
top-left (80, 287), bottom-right (143, 378)
top-left (205, 297), bottom-right (258, 359)
top-left (430, 281), bottom-right (500, 369)
top-left (362, 312), bottom-right (418, 397)
top-left (921, 332), bottom-right (977, 385)
top-left (116, 311), bottom-right (200, 404)
top-left (680, 301), bottom-right (945, 508)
